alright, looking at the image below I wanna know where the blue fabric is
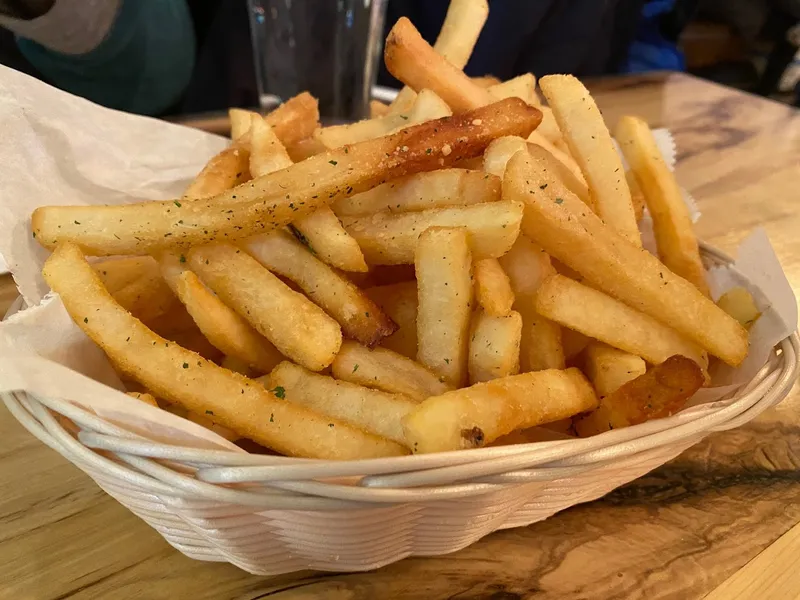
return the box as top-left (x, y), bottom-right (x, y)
top-left (16, 0), bottom-right (195, 115)
top-left (622, 0), bottom-right (686, 73)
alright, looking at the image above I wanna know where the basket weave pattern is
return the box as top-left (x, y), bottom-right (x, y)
top-left (2, 245), bottom-right (798, 575)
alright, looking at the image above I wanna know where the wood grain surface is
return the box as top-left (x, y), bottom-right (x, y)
top-left (0, 73), bottom-right (798, 600)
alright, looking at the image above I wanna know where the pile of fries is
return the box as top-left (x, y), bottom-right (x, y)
top-left (32, 1), bottom-right (758, 460)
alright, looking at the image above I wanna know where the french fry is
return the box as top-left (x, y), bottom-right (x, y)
top-left (332, 340), bottom-right (451, 401)
top-left (504, 150), bottom-right (748, 366)
top-left (264, 91), bottom-right (320, 148)
top-left (497, 235), bottom-right (565, 371)
top-left (525, 143), bottom-right (590, 207)
top-left (163, 327), bottom-right (223, 362)
top-left (562, 328), bottom-right (590, 362)
top-left (483, 136), bottom-right (528, 178)
top-left (364, 282), bottom-right (418, 358)
top-left (403, 368), bottom-right (598, 453)
top-left (159, 252), bottom-right (284, 373)
top-left (104, 265), bottom-right (180, 326)
top-left (583, 342), bottom-right (647, 398)
top-left (229, 108), bottom-right (258, 141)
top-left (388, 0), bottom-right (488, 113)
top-left (316, 89), bottom-right (452, 149)
top-left (268, 361), bottom-right (417, 446)
top-left (93, 256), bottom-right (160, 294)
top-left (242, 230), bottom-right (396, 346)
top-left (539, 75), bottom-right (640, 246)
top-left (342, 200), bottom-right (523, 265)
top-left (473, 75), bottom-right (501, 88)
top-left (575, 355), bottom-right (704, 437)
top-left (370, 100), bottom-right (390, 118)
top-left (416, 227), bottom-right (473, 387)
top-left (535, 105), bottom-right (566, 147)
top-left (488, 74), bottom-right (537, 105)
top-left (468, 310), bottom-right (522, 383)
top-left (333, 168), bottom-right (501, 217)
top-left (717, 286), bottom-right (761, 329)
top-left (188, 244), bottom-right (342, 371)
top-left (33, 99), bottom-right (540, 255)
top-left (285, 136), bottom-right (327, 162)
top-left (183, 144), bottom-right (250, 200)
top-left (473, 258), bottom-right (514, 316)
top-left (43, 242), bottom-right (405, 459)
top-left (616, 115), bottom-right (709, 296)
top-left (385, 18), bottom-right (497, 112)
top-left (535, 274), bottom-right (708, 368)
top-left (291, 207), bottom-right (368, 272)
top-left (527, 131), bottom-right (587, 192)
top-left (627, 170), bottom-right (646, 222)
top-left (248, 115), bottom-right (293, 177)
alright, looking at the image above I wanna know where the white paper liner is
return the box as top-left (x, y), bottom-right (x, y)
top-left (0, 66), bottom-right (795, 449)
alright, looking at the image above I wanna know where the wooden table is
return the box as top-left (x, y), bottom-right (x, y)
top-left (1, 73), bottom-right (799, 600)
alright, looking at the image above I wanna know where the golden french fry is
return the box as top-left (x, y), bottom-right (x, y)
top-left (291, 207), bottom-right (368, 272)
top-left (416, 227), bottom-right (473, 387)
top-left (183, 144), bottom-right (250, 200)
top-left (162, 327), bottom-right (223, 362)
top-left (575, 355), bottom-right (704, 436)
top-left (388, 0), bottom-right (488, 113)
top-left (717, 286), bottom-right (761, 329)
top-left (497, 235), bottom-right (565, 371)
top-left (483, 135), bottom-right (528, 179)
top-left (473, 258), bottom-right (514, 316)
top-left (384, 18), bottom-right (497, 112)
top-left (504, 150), bottom-right (748, 366)
top-left (248, 115), bottom-right (293, 177)
top-left (364, 281), bottom-right (418, 358)
top-left (229, 108), bottom-right (258, 141)
top-left (616, 115), bottom-right (709, 296)
top-left (583, 342), bottom-right (647, 398)
top-left (525, 143), bottom-right (590, 207)
top-left (285, 136), bottom-right (327, 162)
top-left (159, 252), bottom-right (284, 373)
top-left (127, 391), bottom-right (158, 408)
top-left (473, 75), bottom-right (502, 88)
top-left (268, 361), bottom-right (416, 446)
top-left (627, 170), bottom-right (646, 222)
top-left (388, 87), bottom-right (419, 116)
top-left (331, 340), bottom-right (451, 401)
top-left (370, 100), bottom-right (390, 118)
top-left (527, 131), bottom-right (587, 193)
top-left (264, 91), bottom-right (320, 147)
top-left (539, 75), bottom-right (640, 245)
top-left (43, 242), bottom-right (405, 459)
top-left (242, 230), bottom-right (396, 346)
top-left (488, 74), bottom-right (537, 105)
top-left (468, 310), bottom-right (522, 384)
top-left (403, 368), bottom-right (598, 453)
top-left (342, 200), bottom-right (523, 265)
top-left (562, 328), bottom-right (590, 362)
top-left (33, 99), bottom-right (540, 255)
top-left (535, 106), bottom-right (565, 146)
top-left (333, 168), bottom-right (501, 217)
top-left (536, 274), bottom-right (707, 368)
top-left (188, 243), bottom-right (342, 371)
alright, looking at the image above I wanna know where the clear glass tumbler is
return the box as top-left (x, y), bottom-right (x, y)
top-left (247, 0), bottom-right (388, 123)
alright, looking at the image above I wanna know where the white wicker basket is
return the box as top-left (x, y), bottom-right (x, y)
top-left (2, 244), bottom-right (797, 576)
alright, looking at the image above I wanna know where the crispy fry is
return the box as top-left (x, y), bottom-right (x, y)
top-left (188, 244), bottom-right (342, 371)
top-left (264, 91), bottom-right (320, 147)
top-left (527, 131), bottom-right (587, 192)
top-left (33, 99), bottom-right (540, 255)
top-left (539, 75), bottom-right (640, 245)
top-left (242, 230), bottom-right (396, 346)
top-left (627, 170), bottom-right (646, 222)
top-left (183, 144), bottom-right (250, 201)
top-left (525, 143), bottom-right (590, 207)
top-left (364, 282), bottom-right (418, 358)
top-left (332, 340), bottom-right (451, 401)
top-left (616, 115), bottom-right (709, 296)
top-left (388, 0), bottom-right (488, 113)
top-left (342, 200), bottom-right (523, 265)
top-left (248, 115), bottom-right (293, 177)
top-left (333, 169), bottom-right (501, 217)
top-left (497, 235), bottom-right (565, 371)
top-left (268, 361), bottom-right (417, 446)
top-left (385, 18), bottom-right (497, 112)
top-left (159, 252), bottom-right (284, 373)
top-left (403, 368), bottom-right (598, 453)
top-left (416, 227), bottom-right (473, 387)
top-left (473, 258), bottom-right (515, 316)
top-left (583, 342), bottom-right (647, 398)
top-left (229, 108), bottom-right (258, 141)
top-left (536, 274), bottom-right (707, 368)
top-left (504, 150), bottom-right (748, 366)
top-left (575, 355), bottom-right (704, 436)
top-left (43, 242), bottom-right (404, 459)
top-left (488, 74), bottom-right (537, 105)
top-left (291, 207), bottom-right (368, 272)
top-left (468, 310), bottom-right (522, 384)
top-left (717, 286), bottom-right (761, 329)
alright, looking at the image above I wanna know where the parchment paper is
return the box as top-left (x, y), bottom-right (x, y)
top-left (0, 66), bottom-right (795, 450)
